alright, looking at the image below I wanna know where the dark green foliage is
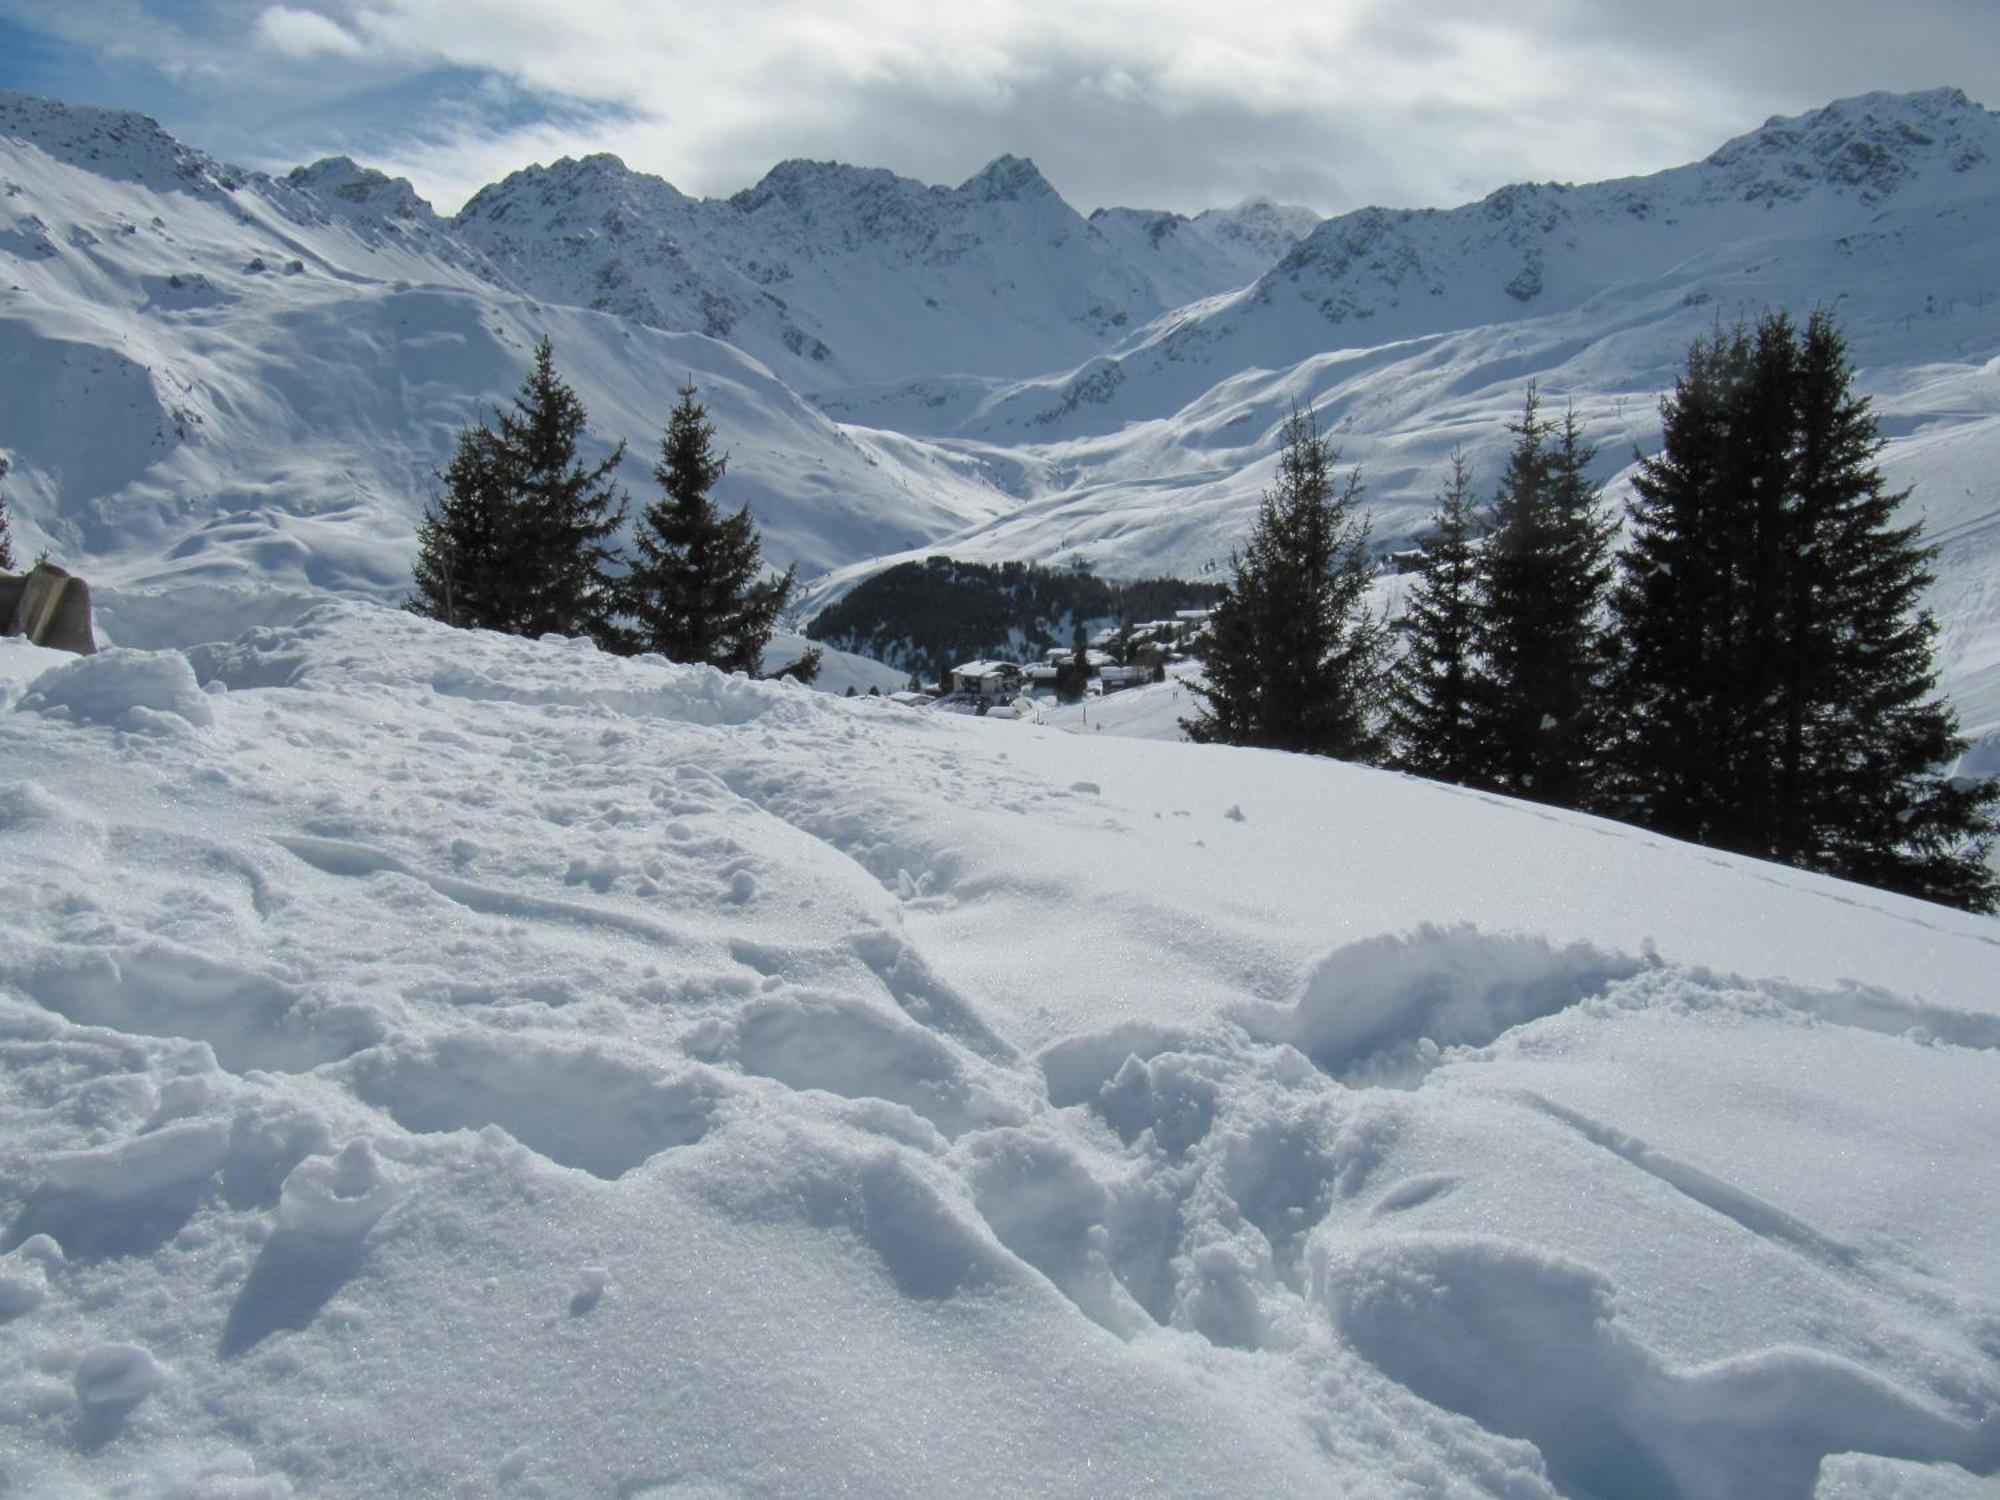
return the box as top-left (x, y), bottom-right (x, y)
top-left (1388, 449), bottom-right (1480, 782)
top-left (1057, 619), bottom-right (1091, 702)
top-left (503, 340), bottom-right (629, 642)
top-left (408, 427), bottom-right (514, 631)
top-left (1184, 406), bottom-right (1386, 759)
top-left (1603, 329), bottom-right (1742, 840)
top-left (1610, 311), bottom-right (1995, 911)
top-left (807, 556), bottom-right (1222, 676)
top-left (0, 455), bottom-right (14, 572)
top-left (622, 382), bottom-right (796, 673)
top-left (408, 338), bottom-right (627, 644)
top-left (766, 646), bottom-right (822, 684)
top-left (1467, 388), bottom-right (1616, 805)
top-left (1115, 577), bottom-right (1227, 628)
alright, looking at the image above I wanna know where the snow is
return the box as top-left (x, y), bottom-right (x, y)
top-left (15, 648), bottom-right (215, 735)
top-left (2, 81), bottom-right (2000, 1495)
top-left (1039, 662), bottom-right (1205, 741)
top-left (5, 86), bottom-right (2000, 742)
top-left (1, 597), bottom-right (1997, 1496)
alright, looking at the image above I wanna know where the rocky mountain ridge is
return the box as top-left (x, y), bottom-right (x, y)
top-left (1, 86), bottom-right (1997, 752)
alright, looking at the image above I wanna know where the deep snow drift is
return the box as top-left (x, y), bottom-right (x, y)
top-left (1, 595), bottom-right (1997, 1498)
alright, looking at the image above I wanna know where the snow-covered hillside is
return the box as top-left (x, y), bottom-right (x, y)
top-left (454, 153), bottom-right (1313, 392)
top-left (0, 91), bottom-right (1014, 589)
top-left (4, 86), bottom-right (2000, 751)
top-left (2, 598), bottom-right (1997, 1497)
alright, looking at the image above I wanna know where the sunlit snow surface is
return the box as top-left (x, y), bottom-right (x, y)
top-left (1, 596), bottom-right (1996, 1498)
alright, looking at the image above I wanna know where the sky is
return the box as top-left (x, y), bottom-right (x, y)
top-left (1, 0), bottom-right (1997, 217)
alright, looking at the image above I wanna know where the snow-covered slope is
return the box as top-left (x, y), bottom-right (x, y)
top-left (1083, 199), bottom-right (1322, 316)
top-left (804, 92), bottom-right (2000, 747)
top-left (2, 598), bottom-right (1997, 1497)
top-left (5, 87), bottom-right (2000, 744)
top-left (453, 153), bottom-right (1313, 393)
top-left (0, 92), bottom-right (1013, 591)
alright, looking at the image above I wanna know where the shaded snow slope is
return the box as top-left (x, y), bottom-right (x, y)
top-left (1, 598), bottom-right (1997, 1497)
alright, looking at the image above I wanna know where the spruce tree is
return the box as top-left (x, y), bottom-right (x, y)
top-left (1388, 449), bottom-right (1480, 782)
top-left (1786, 312), bottom-right (1994, 907)
top-left (622, 381), bottom-right (796, 672)
top-left (1603, 328), bottom-right (1743, 840)
top-left (408, 338), bottom-right (626, 643)
top-left (0, 455), bottom-right (15, 573)
top-left (1184, 405), bottom-right (1386, 759)
top-left (766, 645), bottom-right (823, 684)
top-left (1610, 311), bottom-right (1996, 911)
top-left (497, 338), bottom-right (627, 644)
top-left (1468, 388), bottom-right (1616, 805)
top-left (1058, 618), bottom-right (1090, 702)
top-left (408, 427), bottom-right (516, 631)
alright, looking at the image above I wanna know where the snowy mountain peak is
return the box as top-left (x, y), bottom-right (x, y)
top-left (453, 152), bottom-right (694, 233)
top-left (286, 156), bottom-right (435, 223)
top-left (1193, 197), bottom-right (1323, 252)
top-left (729, 157), bottom-right (910, 214)
top-left (1705, 86), bottom-right (1997, 203)
top-left (0, 89), bottom-right (245, 195)
top-left (957, 154), bottom-right (1058, 204)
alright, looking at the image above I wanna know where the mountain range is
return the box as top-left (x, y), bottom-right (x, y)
top-left (0, 85), bottom-right (1996, 751)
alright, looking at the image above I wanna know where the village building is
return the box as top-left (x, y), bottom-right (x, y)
top-left (950, 660), bottom-right (1025, 702)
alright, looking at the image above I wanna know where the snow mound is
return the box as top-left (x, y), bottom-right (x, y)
top-left (15, 647), bottom-right (214, 733)
top-left (1242, 924), bottom-right (1647, 1085)
top-left (1323, 1233), bottom-right (1994, 1500)
top-left (0, 596), bottom-right (1996, 1496)
top-left (72, 1341), bottom-right (166, 1408)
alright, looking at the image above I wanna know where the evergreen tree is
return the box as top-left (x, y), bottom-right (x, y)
top-left (1057, 618), bottom-right (1091, 702)
top-left (1603, 328), bottom-right (1744, 840)
top-left (497, 338), bottom-right (628, 643)
top-left (1388, 449), bottom-right (1481, 781)
top-left (408, 338), bottom-right (626, 643)
top-left (407, 427), bottom-right (515, 630)
top-left (1468, 388), bottom-right (1616, 805)
top-left (0, 455), bottom-right (15, 573)
top-left (1611, 311), bottom-right (1995, 910)
top-left (622, 381), bottom-right (796, 672)
top-left (1184, 405), bottom-right (1386, 759)
top-left (766, 646), bottom-right (823, 684)
top-left (1785, 313), bottom-right (1993, 906)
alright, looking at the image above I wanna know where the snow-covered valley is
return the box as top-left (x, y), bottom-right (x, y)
top-left (2, 595), bottom-right (1998, 1497)
top-left (4, 77), bottom-right (2000, 1499)
top-left (4, 86), bottom-right (2000, 755)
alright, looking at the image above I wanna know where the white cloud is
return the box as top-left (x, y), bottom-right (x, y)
top-left (254, 6), bottom-right (368, 60)
top-left (5, 0), bottom-right (1997, 216)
